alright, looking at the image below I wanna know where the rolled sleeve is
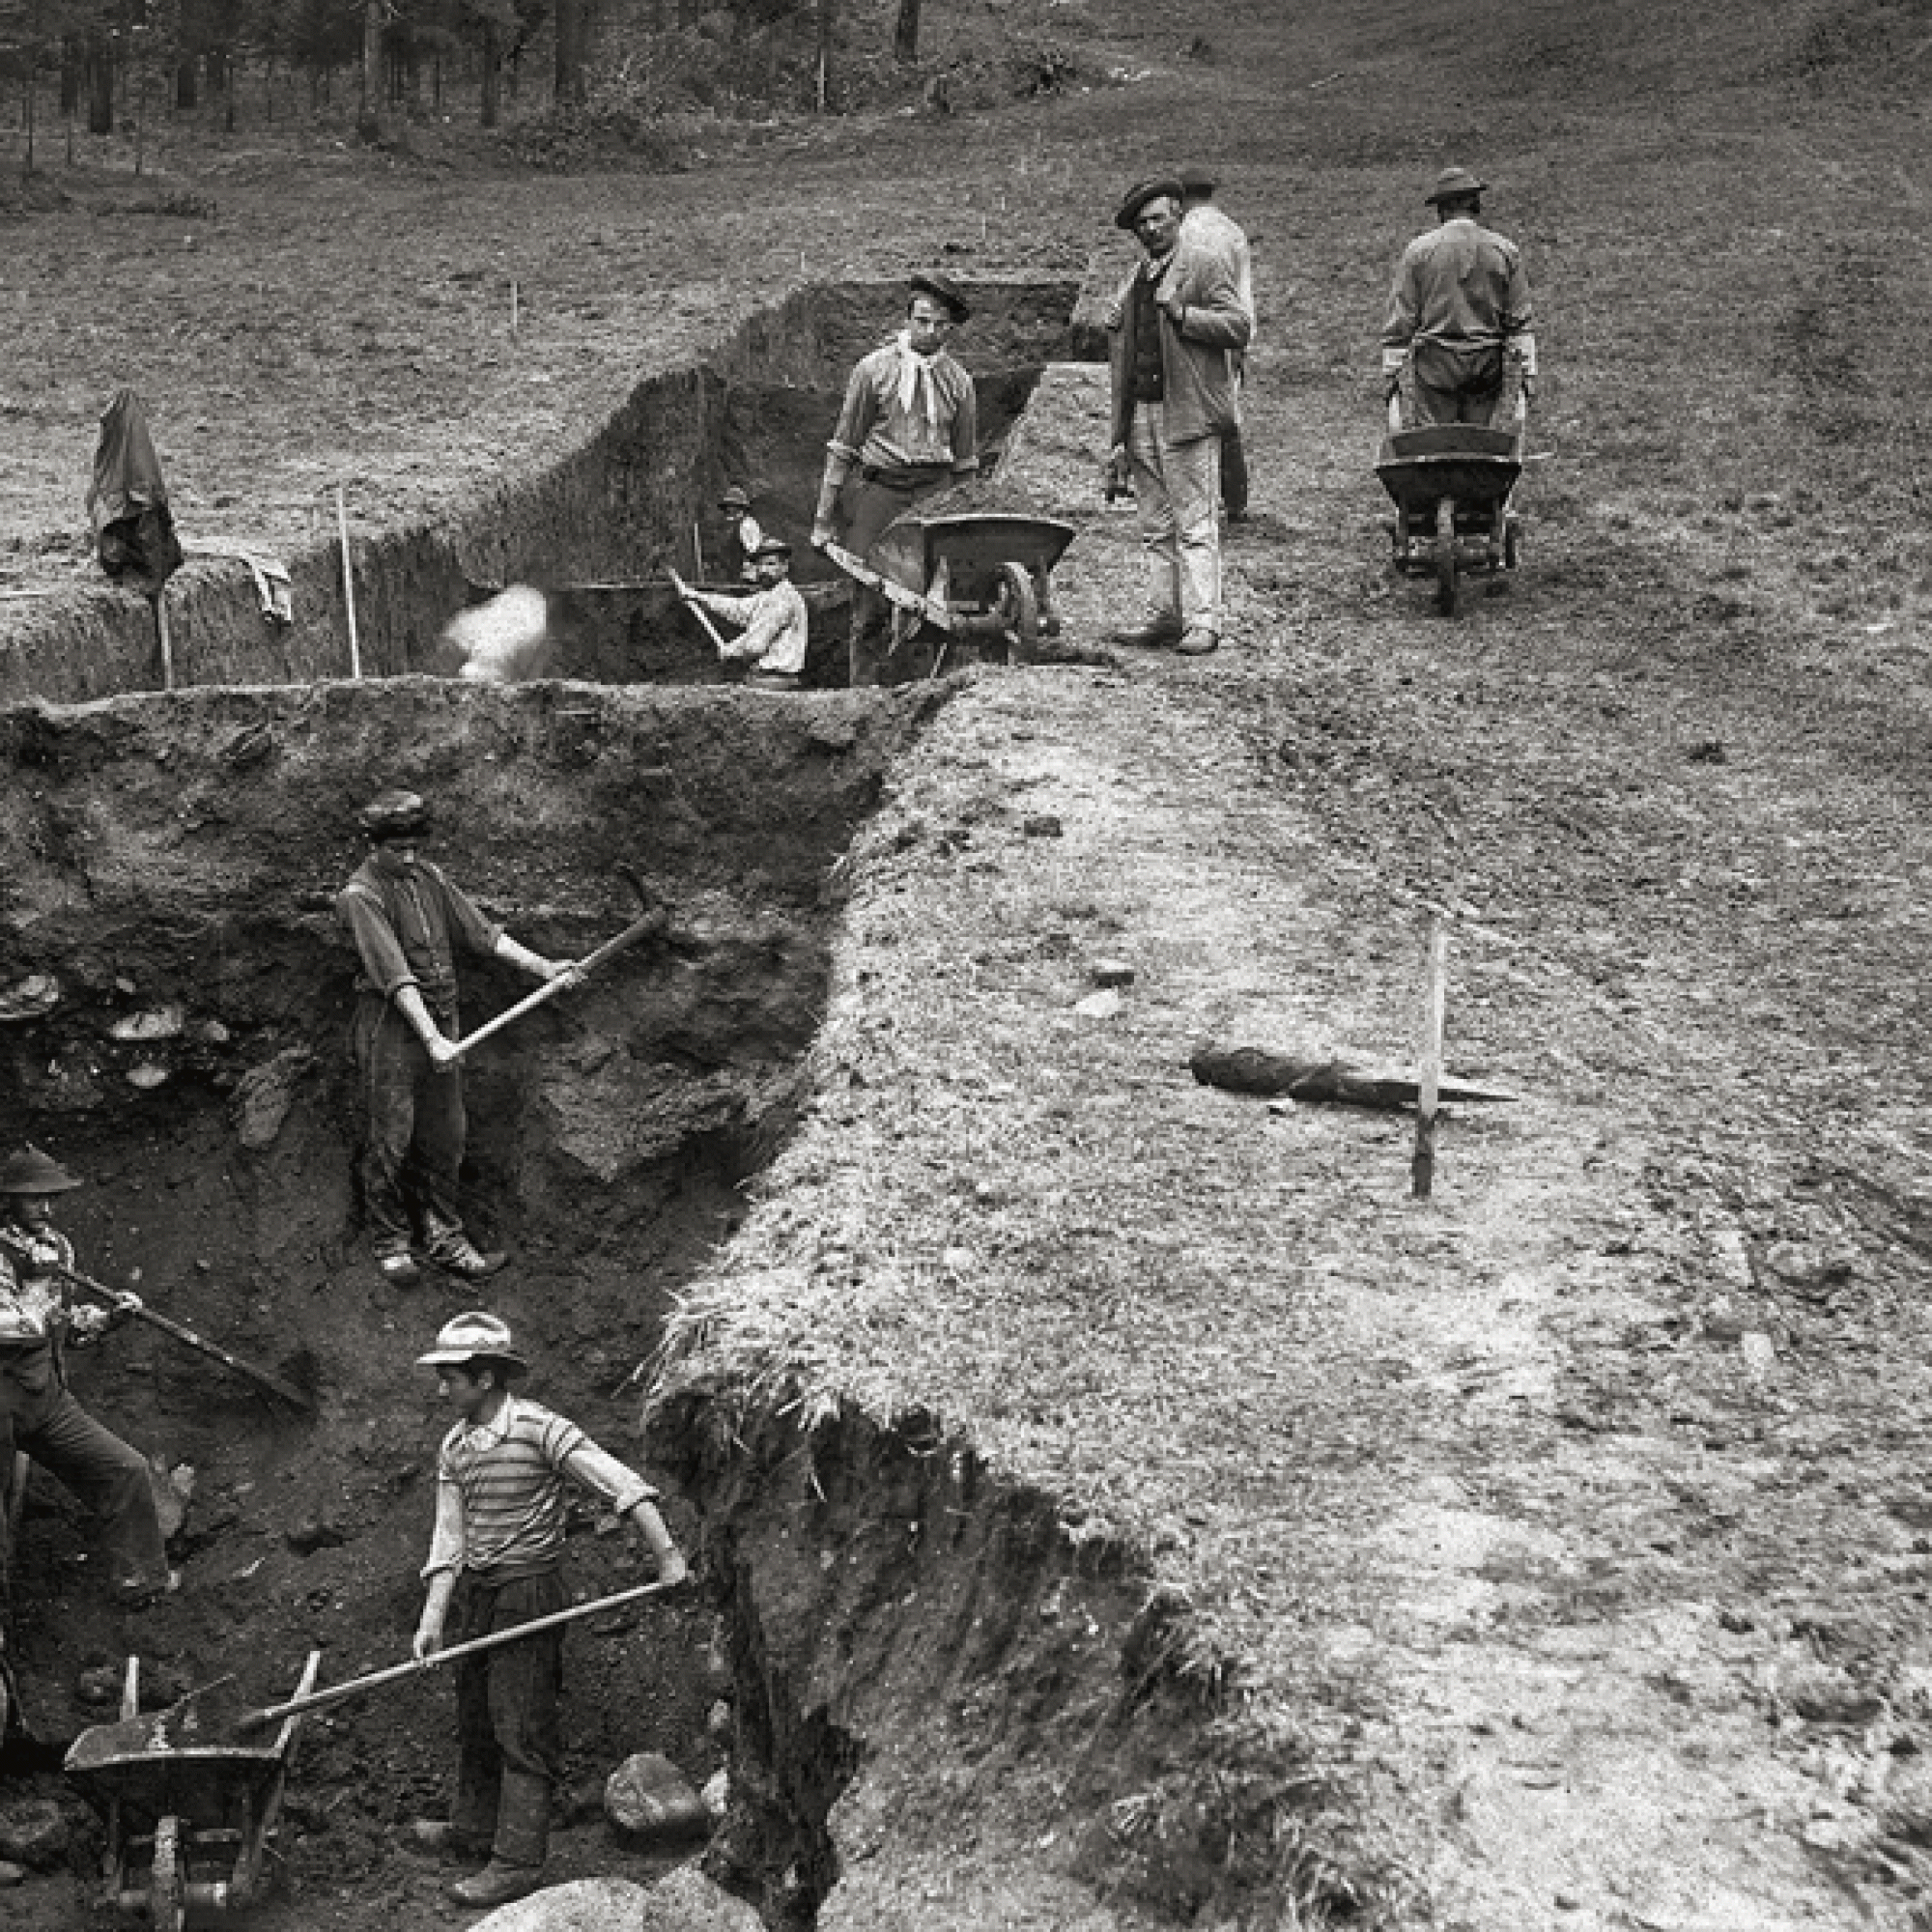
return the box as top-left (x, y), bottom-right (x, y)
top-left (827, 355), bottom-right (882, 468)
top-left (420, 1468), bottom-right (467, 1579)
top-left (559, 1439), bottom-right (658, 1520)
top-left (338, 887), bottom-right (418, 1000)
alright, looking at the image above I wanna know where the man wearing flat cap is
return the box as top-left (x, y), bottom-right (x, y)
top-left (337, 790), bottom-right (580, 1288)
top-left (1105, 177), bottom-right (1253, 655)
top-left (679, 536), bottom-right (810, 690)
top-left (1179, 164), bottom-right (1257, 523)
top-left (811, 272), bottom-right (979, 685)
top-left (1382, 166), bottom-right (1537, 429)
top-left (0, 1144), bottom-right (175, 1609)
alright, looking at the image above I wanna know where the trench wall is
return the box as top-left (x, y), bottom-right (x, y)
top-left (0, 281), bottom-right (1084, 704)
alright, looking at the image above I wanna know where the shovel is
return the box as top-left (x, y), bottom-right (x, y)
top-left (447, 895), bottom-right (665, 1063)
top-left (233, 1578), bottom-right (674, 1735)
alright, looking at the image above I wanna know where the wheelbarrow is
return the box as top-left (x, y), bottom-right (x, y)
top-left (821, 510), bottom-right (1077, 678)
top-left (1376, 398), bottom-right (1524, 616)
top-left (65, 1651), bottom-right (322, 1931)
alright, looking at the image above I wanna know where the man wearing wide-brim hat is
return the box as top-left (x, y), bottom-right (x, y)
top-left (0, 1145), bottom-right (175, 1609)
top-left (408, 1311), bottom-right (687, 1909)
top-left (1103, 176), bottom-right (1253, 655)
top-left (810, 272), bottom-right (979, 685)
top-left (679, 535), bottom-right (810, 691)
top-left (1381, 166), bottom-right (1538, 430)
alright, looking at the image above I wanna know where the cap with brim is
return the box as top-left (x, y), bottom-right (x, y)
top-left (1178, 164), bottom-right (1218, 192)
top-left (1114, 176), bottom-right (1186, 231)
top-left (0, 1145), bottom-right (82, 1194)
top-left (417, 1310), bottom-right (527, 1373)
top-left (718, 487), bottom-right (751, 510)
top-left (1425, 166), bottom-right (1489, 205)
top-left (908, 271), bottom-right (971, 322)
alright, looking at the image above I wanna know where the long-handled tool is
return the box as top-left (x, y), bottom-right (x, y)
top-left (667, 566), bottom-right (730, 654)
top-left (447, 895), bottom-right (664, 1063)
top-left (234, 1579), bottom-right (674, 1735)
top-left (0, 1233), bottom-right (311, 1411)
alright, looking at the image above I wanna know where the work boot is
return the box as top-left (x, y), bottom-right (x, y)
top-left (447, 1769), bottom-right (549, 1906)
top-left (419, 1216), bottom-right (507, 1282)
top-left (1106, 616), bottom-right (1182, 649)
top-left (408, 1819), bottom-right (491, 1863)
top-left (1176, 628), bottom-right (1221, 657)
top-left (446, 1860), bottom-right (542, 1909)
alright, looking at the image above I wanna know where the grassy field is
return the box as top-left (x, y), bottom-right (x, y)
top-left (9, 0), bottom-right (1932, 1926)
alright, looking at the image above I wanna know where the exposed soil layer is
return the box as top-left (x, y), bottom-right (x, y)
top-left (0, 673), bottom-right (943, 1924)
top-left (0, 281), bottom-right (1083, 704)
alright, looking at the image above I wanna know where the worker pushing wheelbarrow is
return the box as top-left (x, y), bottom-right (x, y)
top-left (1377, 163), bottom-right (1539, 616)
top-left (816, 511), bottom-right (1076, 686)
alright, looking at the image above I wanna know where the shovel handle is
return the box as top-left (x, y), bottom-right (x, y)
top-left (447, 904), bottom-right (662, 1062)
top-left (236, 1579), bottom-right (674, 1733)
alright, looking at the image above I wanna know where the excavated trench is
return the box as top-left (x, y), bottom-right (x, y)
top-left (0, 279), bottom-right (1202, 1930)
top-left (0, 279), bottom-right (1085, 702)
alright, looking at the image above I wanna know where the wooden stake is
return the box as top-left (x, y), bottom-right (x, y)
top-left (153, 591), bottom-right (175, 691)
top-left (1410, 911), bottom-right (1447, 1199)
top-left (510, 278), bottom-right (520, 341)
top-left (335, 485), bottom-right (362, 678)
top-left (692, 518), bottom-right (705, 581)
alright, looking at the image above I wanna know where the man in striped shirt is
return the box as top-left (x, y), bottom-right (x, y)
top-left (411, 1311), bottom-right (688, 1910)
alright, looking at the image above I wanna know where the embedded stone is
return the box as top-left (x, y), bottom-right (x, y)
top-left (1090, 958), bottom-right (1136, 987)
top-left (110, 1004), bottom-right (185, 1041)
top-left (1073, 989), bottom-right (1124, 1020)
top-left (0, 1796), bottom-right (71, 1868)
top-left (606, 1751), bottom-right (709, 1841)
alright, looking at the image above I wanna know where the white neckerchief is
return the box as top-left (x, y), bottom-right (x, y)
top-left (895, 330), bottom-right (945, 430)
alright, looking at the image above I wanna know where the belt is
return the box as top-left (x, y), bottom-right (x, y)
top-left (860, 464), bottom-right (950, 490)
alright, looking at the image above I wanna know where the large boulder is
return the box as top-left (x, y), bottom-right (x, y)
top-left (469, 1878), bottom-right (652, 1931)
top-left (468, 1869), bottom-right (763, 1932)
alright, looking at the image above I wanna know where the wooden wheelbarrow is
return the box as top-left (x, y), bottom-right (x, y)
top-left (1376, 397), bottom-right (1525, 616)
top-left (65, 1652), bottom-right (322, 1932)
top-left (822, 511), bottom-right (1077, 676)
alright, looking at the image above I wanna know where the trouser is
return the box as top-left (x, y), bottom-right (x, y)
top-left (1220, 425), bottom-right (1250, 518)
top-left (0, 1344), bottom-right (168, 1597)
top-left (1402, 341), bottom-right (1520, 430)
top-left (351, 992), bottom-right (469, 1253)
top-left (449, 1569), bottom-right (565, 1868)
top-left (1128, 405), bottom-right (1223, 638)
top-left (838, 465), bottom-right (952, 687)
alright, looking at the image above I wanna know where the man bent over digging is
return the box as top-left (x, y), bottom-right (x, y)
top-left (337, 788), bottom-right (580, 1288)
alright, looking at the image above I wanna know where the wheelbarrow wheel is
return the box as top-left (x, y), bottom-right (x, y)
top-left (1435, 497), bottom-right (1459, 615)
top-left (993, 561), bottom-right (1040, 661)
top-left (151, 1814), bottom-right (185, 1932)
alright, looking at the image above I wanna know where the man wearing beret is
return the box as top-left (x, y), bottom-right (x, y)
top-left (1178, 164), bottom-right (1256, 524)
top-left (811, 273), bottom-right (979, 685)
top-left (1105, 178), bottom-right (1253, 656)
top-left (1381, 166), bottom-right (1537, 429)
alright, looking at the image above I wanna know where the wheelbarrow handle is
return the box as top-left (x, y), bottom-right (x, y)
top-left (235, 1579), bottom-right (676, 1734)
